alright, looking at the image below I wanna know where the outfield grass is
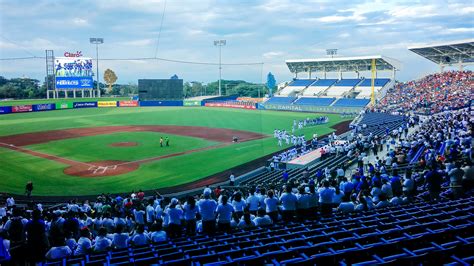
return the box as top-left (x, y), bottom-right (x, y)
top-left (0, 107), bottom-right (350, 196)
top-left (0, 97), bottom-right (129, 106)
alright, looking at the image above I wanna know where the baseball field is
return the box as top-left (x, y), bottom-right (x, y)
top-left (0, 105), bottom-right (351, 196)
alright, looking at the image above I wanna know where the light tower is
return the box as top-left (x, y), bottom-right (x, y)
top-left (90, 37), bottom-right (104, 97)
top-left (214, 40), bottom-right (226, 96)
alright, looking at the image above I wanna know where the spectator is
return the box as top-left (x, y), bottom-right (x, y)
top-left (149, 222), bottom-right (167, 243)
top-left (215, 195), bottom-right (234, 232)
top-left (198, 191), bottom-right (217, 235)
top-left (93, 227), bottom-right (111, 252)
top-left (318, 180), bottom-right (335, 215)
top-left (253, 209), bottom-right (273, 227)
top-left (279, 185), bottom-right (297, 222)
top-left (183, 196), bottom-right (198, 236)
top-left (130, 225), bottom-right (149, 246)
top-left (45, 238), bottom-right (72, 260)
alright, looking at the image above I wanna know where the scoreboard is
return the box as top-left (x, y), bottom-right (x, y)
top-left (138, 79), bottom-right (184, 100)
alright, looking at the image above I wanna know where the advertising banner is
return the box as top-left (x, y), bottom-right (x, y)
top-left (262, 103), bottom-right (362, 113)
top-left (55, 102), bottom-right (73, 109)
top-left (139, 101), bottom-right (183, 107)
top-left (73, 101), bottom-right (97, 109)
top-left (118, 100), bottom-right (139, 107)
top-left (0, 106), bottom-right (12, 115)
top-left (98, 101), bottom-right (118, 108)
top-left (55, 57), bottom-right (93, 89)
top-left (205, 102), bottom-right (256, 110)
top-left (12, 105), bottom-right (33, 113)
top-left (33, 103), bottom-right (56, 112)
top-left (183, 100), bottom-right (201, 106)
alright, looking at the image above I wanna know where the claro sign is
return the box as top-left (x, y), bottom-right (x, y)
top-left (64, 51), bottom-right (83, 57)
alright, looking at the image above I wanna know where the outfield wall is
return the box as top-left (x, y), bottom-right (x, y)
top-left (0, 99), bottom-right (362, 115)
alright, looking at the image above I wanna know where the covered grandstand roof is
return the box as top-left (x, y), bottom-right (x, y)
top-left (408, 39), bottom-right (474, 65)
top-left (285, 55), bottom-right (401, 73)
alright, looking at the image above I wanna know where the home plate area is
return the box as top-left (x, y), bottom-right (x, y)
top-left (64, 160), bottom-right (140, 178)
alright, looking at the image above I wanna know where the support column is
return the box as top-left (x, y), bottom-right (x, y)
top-left (65, 91), bottom-right (68, 98)
top-left (81, 90), bottom-right (84, 98)
top-left (439, 65), bottom-right (445, 73)
top-left (73, 90), bottom-right (76, 98)
top-left (459, 60), bottom-right (464, 71)
top-left (308, 69), bottom-right (312, 79)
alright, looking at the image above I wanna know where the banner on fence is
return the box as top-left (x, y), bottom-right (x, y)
top-left (33, 103), bottom-right (56, 112)
top-left (98, 101), bottom-right (117, 108)
top-left (0, 106), bottom-right (12, 114)
top-left (12, 105), bottom-right (33, 113)
top-left (139, 100), bottom-right (184, 107)
top-left (55, 102), bottom-right (73, 109)
top-left (118, 100), bottom-right (139, 107)
top-left (73, 101), bottom-right (98, 109)
top-left (183, 100), bottom-right (201, 106)
top-left (205, 102), bottom-right (256, 109)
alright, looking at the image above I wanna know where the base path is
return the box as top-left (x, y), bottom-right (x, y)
top-left (0, 125), bottom-right (267, 146)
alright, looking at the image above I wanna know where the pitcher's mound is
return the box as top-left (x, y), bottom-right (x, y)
top-left (64, 160), bottom-right (139, 177)
top-left (110, 142), bottom-right (138, 147)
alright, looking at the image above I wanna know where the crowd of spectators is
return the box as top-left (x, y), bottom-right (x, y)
top-left (0, 72), bottom-right (472, 264)
top-left (377, 70), bottom-right (472, 114)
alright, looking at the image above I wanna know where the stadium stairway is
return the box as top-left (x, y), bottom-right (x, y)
top-left (39, 196), bottom-right (474, 266)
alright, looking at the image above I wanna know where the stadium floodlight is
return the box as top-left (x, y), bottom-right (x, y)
top-left (326, 49), bottom-right (338, 58)
top-left (90, 37), bottom-right (104, 98)
top-left (214, 40), bottom-right (226, 96)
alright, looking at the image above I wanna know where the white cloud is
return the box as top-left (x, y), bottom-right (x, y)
top-left (117, 39), bottom-right (155, 47)
top-left (315, 13), bottom-right (365, 23)
top-left (263, 51), bottom-right (284, 59)
top-left (72, 18), bottom-right (89, 26)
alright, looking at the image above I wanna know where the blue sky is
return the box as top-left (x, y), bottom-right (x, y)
top-left (0, 0), bottom-right (473, 84)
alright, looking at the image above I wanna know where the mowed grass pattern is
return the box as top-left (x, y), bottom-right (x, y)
top-left (0, 107), bottom-right (350, 196)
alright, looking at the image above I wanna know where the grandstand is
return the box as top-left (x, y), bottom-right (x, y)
top-left (302, 79), bottom-right (337, 96)
top-left (355, 78), bottom-right (391, 99)
top-left (278, 79), bottom-right (316, 96)
top-left (263, 56), bottom-right (400, 112)
top-left (1, 0), bottom-right (474, 262)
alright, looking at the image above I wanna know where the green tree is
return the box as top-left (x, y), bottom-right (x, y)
top-left (103, 69), bottom-right (118, 93)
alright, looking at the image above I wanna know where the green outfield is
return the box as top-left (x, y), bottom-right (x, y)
top-left (0, 107), bottom-right (351, 196)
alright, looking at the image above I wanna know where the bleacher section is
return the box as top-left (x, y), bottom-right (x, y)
top-left (279, 79), bottom-right (316, 96)
top-left (326, 79), bottom-right (361, 97)
top-left (42, 196), bottom-right (474, 266)
top-left (356, 78), bottom-right (391, 99)
top-left (302, 79), bottom-right (337, 96)
top-left (264, 96), bottom-right (296, 105)
top-left (332, 98), bottom-right (370, 107)
top-left (293, 97), bottom-right (335, 106)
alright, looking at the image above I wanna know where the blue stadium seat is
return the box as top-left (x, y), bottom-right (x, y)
top-left (288, 79), bottom-right (316, 86)
top-left (264, 97), bottom-right (296, 104)
top-left (358, 78), bottom-right (391, 87)
top-left (332, 98), bottom-right (370, 107)
top-left (334, 79), bottom-right (361, 86)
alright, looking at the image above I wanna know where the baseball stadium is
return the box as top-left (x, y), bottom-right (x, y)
top-left (0, 1), bottom-right (473, 265)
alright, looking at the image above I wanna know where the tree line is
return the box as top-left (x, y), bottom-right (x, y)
top-left (0, 76), bottom-right (274, 100)
top-left (184, 80), bottom-right (270, 98)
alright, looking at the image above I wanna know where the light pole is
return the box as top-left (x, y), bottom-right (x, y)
top-left (214, 40), bottom-right (226, 96)
top-left (90, 37), bottom-right (104, 98)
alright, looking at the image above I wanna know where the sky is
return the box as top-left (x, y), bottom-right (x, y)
top-left (0, 0), bottom-right (473, 85)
